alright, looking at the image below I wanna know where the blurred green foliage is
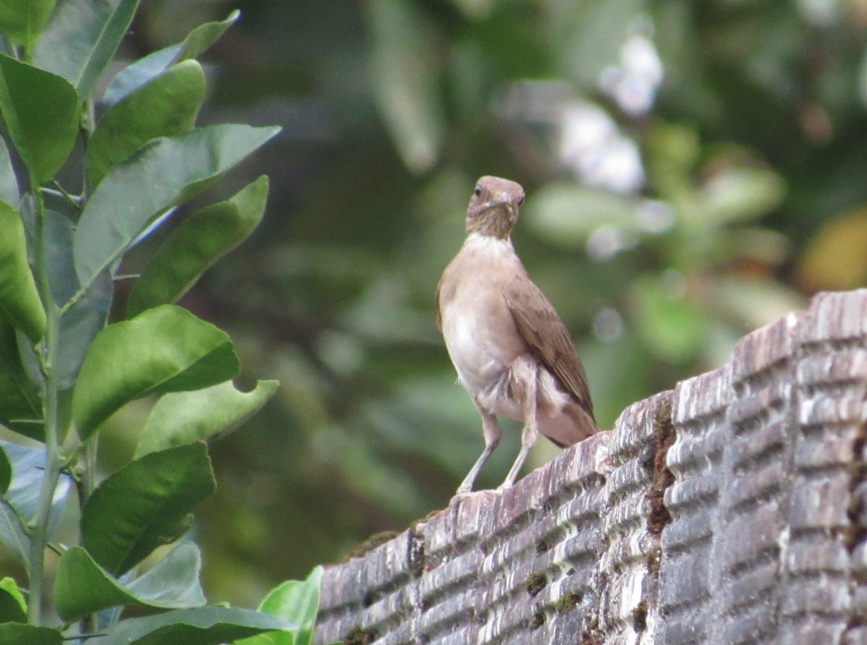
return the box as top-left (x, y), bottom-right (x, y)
top-left (14, 0), bottom-right (866, 608)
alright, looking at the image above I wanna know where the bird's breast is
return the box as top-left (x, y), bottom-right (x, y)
top-left (440, 278), bottom-right (527, 398)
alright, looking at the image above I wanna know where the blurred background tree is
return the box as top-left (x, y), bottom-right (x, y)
top-left (9, 0), bottom-right (867, 609)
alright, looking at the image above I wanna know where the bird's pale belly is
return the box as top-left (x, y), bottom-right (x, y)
top-left (442, 305), bottom-right (526, 420)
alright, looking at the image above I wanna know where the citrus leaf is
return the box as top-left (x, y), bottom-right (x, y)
top-left (103, 10), bottom-right (239, 106)
top-left (0, 201), bottom-right (45, 342)
top-left (0, 447), bottom-right (9, 495)
top-left (0, 137), bottom-right (20, 207)
top-left (87, 606), bottom-right (294, 645)
top-left (87, 59), bottom-right (207, 188)
top-left (0, 576), bottom-right (27, 623)
top-left (0, 323), bottom-right (41, 439)
top-left (73, 124), bottom-right (281, 290)
top-left (72, 305), bottom-right (240, 439)
top-left (237, 566), bottom-right (323, 645)
top-left (81, 442), bottom-right (216, 576)
top-left (45, 211), bottom-right (113, 390)
top-left (0, 439), bottom-right (72, 562)
top-left (0, 624), bottom-right (62, 645)
top-left (0, 0), bottom-right (56, 50)
top-left (135, 380), bottom-right (279, 459)
top-left (33, 0), bottom-right (139, 99)
top-left (126, 175), bottom-right (269, 318)
top-left (0, 53), bottom-right (79, 185)
top-left (54, 542), bottom-right (205, 622)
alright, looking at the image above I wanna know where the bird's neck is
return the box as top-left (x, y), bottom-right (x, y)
top-left (465, 213), bottom-right (515, 239)
top-left (461, 232), bottom-right (515, 257)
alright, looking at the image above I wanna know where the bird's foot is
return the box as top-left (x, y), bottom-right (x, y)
top-left (449, 488), bottom-right (498, 506)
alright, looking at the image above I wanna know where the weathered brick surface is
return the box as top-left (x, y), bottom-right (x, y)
top-left (315, 289), bottom-right (867, 645)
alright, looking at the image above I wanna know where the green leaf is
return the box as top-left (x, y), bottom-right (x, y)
top-left (32, 0), bottom-right (139, 99)
top-left (0, 323), bottom-right (42, 438)
top-left (103, 10), bottom-right (239, 106)
top-left (368, 0), bottom-right (444, 172)
top-left (0, 496), bottom-right (28, 564)
top-left (88, 59), bottom-right (207, 188)
top-left (45, 211), bottom-right (113, 390)
top-left (127, 175), bottom-right (270, 318)
top-left (696, 166), bottom-right (786, 227)
top-left (81, 442), bottom-right (216, 576)
top-left (0, 577), bottom-right (27, 623)
top-left (0, 439), bottom-right (73, 562)
top-left (87, 606), bottom-right (294, 645)
top-left (0, 201), bottom-right (45, 342)
top-left (54, 542), bottom-right (206, 622)
top-left (72, 305), bottom-right (240, 439)
top-left (0, 138), bottom-right (20, 207)
top-left (525, 183), bottom-right (640, 247)
top-left (73, 124), bottom-right (281, 290)
top-left (0, 0), bottom-right (57, 51)
top-left (0, 446), bottom-right (10, 494)
top-left (633, 276), bottom-right (707, 363)
top-left (125, 541), bottom-right (206, 608)
top-left (0, 54), bottom-right (79, 185)
top-left (0, 623), bottom-right (62, 645)
top-left (238, 567), bottom-right (323, 645)
top-left (135, 380), bottom-right (279, 459)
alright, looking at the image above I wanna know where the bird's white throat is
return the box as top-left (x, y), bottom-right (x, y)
top-left (462, 232), bottom-right (515, 256)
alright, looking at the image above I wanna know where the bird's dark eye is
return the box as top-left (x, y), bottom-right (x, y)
top-left (517, 196), bottom-right (525, 206)
top-left (474, 185), bottom-right (482, 196)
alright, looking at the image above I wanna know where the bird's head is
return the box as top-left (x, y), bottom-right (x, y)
top-left (465, 176), bottom-right (526, 240)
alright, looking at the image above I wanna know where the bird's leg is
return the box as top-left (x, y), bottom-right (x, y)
top-left (499, 359), bottom-right (539, 491)
top-left (456, 405), bottom-right (502, 495)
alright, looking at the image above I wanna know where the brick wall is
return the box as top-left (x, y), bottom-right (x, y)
top-left (314, 289), bottom-right (867, 645)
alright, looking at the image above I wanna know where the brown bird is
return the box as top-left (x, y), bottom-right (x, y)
top-left (435, 176), bottom-right (598, 494)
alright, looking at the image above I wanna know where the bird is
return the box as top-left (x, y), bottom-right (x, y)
top-left (435, 176), bottom-right (598, 494)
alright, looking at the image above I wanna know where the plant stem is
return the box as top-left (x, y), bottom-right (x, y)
top-left (27, 192), bottom-right (64, 625)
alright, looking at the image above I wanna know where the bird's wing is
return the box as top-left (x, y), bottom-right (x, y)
top-left (504, 275), bottom-right (596, 422)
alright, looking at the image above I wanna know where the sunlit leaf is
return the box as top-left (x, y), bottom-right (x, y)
top-left (33, 0), bottom-right (139, 99)
top-left (81, 442), bottom-right (216, 576)
top-left (0, 201), bottom-right (45, 342)
top-left (73, 124), bottom-right (281, 290)
top-left (88, 59), bottom-right (207, 188)
top-left (103, 10), bottom-right (239, 105)
top-left (72, 305), bottom-right (240, 439)
top-left (54, 542), bottom-right (206, 622)
top-left (86, 606), bottom-right (294, 645)
top-left (0, 576), bottom-right (27, 623)
top-left (0, 53), bottom-right (79, 185)
top-left (135, 380), bottom-right (279, 459)
top-left (127, 175), bottom-right (270, 317)
top-left (237, 566), bottom-right (323, 645)
top-left (0, 0), bottom-right (56, 50)
top-left (367, 0), bottom-right (443, 172)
